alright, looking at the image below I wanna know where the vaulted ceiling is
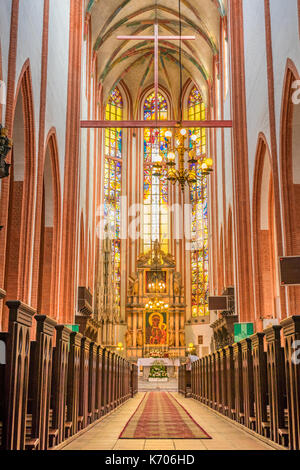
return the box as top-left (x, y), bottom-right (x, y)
top-left (86, 0), bottom-right (227, 116)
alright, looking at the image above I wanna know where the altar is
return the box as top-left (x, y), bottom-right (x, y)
top-left (137, 357), bottom-right (180, 380)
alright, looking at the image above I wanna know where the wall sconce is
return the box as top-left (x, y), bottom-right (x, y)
top-left (187, 342), bottom-right (196, 354)
top-left (0, 125), bottom-right (12, 179)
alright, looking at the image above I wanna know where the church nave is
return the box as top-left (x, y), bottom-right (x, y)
top-left (62, 392), bottom-right (275, 451)
top-left (0, 0), bottom-right (299, 457)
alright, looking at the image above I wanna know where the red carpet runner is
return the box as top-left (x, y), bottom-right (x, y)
top-left (120, 392), bottom-right (211, 439)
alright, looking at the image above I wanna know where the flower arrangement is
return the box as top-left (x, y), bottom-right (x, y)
top-left (146, 349), bottom-right (164, 358)
top-left (149, 361), bottom-right (169, 379)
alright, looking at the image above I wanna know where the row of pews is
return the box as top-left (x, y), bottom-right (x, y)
top-left (179, 316), bottom-right (300, 450)
top-left (0, 301), bottom-right (138, 450)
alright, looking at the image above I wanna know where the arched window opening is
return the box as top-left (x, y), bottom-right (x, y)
top-left (104, 87), bottom-right (123, 317)
top-left (188, 86), bottom-right (209, 317)
top-left (143, 91), bottom-right (169, 253)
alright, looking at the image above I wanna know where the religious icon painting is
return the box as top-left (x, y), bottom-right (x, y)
top-left (144, 311), bottom-right (168, 346)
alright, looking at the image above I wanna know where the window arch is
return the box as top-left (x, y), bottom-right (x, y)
top-left (188, 86), bottom-right (209, 317)
top-left (104, 87), bottom-right (123, 316)
top-left (105, 87), bottom-right (123, 158)
top-left (143, 91), bottom-right (169, 253)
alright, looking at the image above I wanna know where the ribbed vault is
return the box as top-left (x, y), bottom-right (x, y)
top-left (85, 0), bottom-right (227, 114)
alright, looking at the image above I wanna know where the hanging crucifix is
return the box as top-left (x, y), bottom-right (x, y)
top-left (117, 24), bottom-right (195, 121)
top-left (80, 4), bottom-right (233, 130)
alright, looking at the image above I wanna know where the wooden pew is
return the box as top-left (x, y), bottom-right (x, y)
top-left (240, 338), bottom-right (255, 428)
top-left (27, 315), bottom-right (57, 450)
top-left (251, 332), bottom-right (268, 435)
top-left (88, 342), bottom-right (97, 424)
top-left (106, 350), bottom-right (113, 412)
top-left (66, 331), bottom-right (82, 436)
top-left (215, 351), bottom-right (222, 411)
top-left (191, 361), bottom-right (195, 398)
top-left (101, 348), bottom-right (108, 415)
top-left (51, 324), bottom-right (71, 446)
top-left (120, 357), bottom-right (124, 402)
top-left (265, 325), bottom-right (286, 445)
top-left (207, 354), bottom-right (213, 407)
top-left (281, 316), bottom-right (300, 450)
top-left (224, 345), bottom-right (235, 419)
top-left (219, 348), bottom-right (227, 415)
top-left (95, 346), bottom-right (103, 418)
top-left (199, 357), bottom-right (204, 403)
top-left (79, 336), bottom-right (91, 428)
top-left (0, 301), bottom-right (35, 450)
top-left (202, 356), bottom-right (207, 404)
top-left (232, 342), bottom-right (243, 423)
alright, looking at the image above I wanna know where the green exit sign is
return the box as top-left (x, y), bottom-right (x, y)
top-left (234, 323), bottom-right (254, 343)
top-left (65, 324), bottom-right (80, 333)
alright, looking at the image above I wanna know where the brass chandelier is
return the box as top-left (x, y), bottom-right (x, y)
top-left (152, 127), bottom-right (213, 191)
top-left (152, 0), bottom-right (213, 190)
top-left (147, 278), bottom-right (166, 294)
top-left (145, 298), bottom-right (169, 312)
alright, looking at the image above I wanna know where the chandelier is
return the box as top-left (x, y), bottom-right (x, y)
top-left (147, 277), bottom-right (166, 294)
top-left (152, 0), bottom-right (213, 190)
top-left (145, 298), bottom-right (169, 312)
top-left (153, 127), bottom-right (213, 191)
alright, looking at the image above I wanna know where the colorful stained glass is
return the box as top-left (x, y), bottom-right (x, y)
top-left (105, 87), bottom-right (123, 158)
top-left (188, 86), bottom-right (209, 317)
top-left (188, 86), bottom-right (206, 158)
top-left (143, 92), bottom-right (169, 253)
top-left (104, 87), bottom-right (123, 316)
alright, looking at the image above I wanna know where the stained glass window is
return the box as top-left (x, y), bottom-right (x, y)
top-left (188, 86), bottom-right (209, 317)
top-left (143, 91), bottom-right (169, 253)
top-left (104, 87), bottom-right (123, 316)
top-left (188, 86), bottom-right (206, 157)
top-left (105, 87), bottom-right (123, 158)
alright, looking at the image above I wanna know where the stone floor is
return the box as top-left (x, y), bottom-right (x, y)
top-left (62, 392), bottom-right (275, 451)
top-left (138, 377), bottom-right (178, 392)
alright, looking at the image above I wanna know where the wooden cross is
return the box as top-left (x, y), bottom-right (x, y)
top-left (117, 23), bottom-right (195, 121)
top-left (80, 23), bottom-right (233, 129)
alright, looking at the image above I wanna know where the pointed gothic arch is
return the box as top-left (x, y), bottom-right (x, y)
top-left (280, 59), bottom-right (300, 315)
top-left (79, 212), bottom-right (86, 287)
top-left (253, 133), bottom-right (279, 325)
top-left (226, 206), bottom-right (234, 287)
top-left (3, 60), bottom-right (36, 330)
top-left (37, 129), bottom-right (61, 319)
top-left (218, 226), bottom-right (225, 294)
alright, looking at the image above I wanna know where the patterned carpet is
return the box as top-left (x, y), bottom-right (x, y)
top-left (119, 392), bottom-right (211, 439)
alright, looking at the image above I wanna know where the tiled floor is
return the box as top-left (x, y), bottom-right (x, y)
top-left (62, 392), bottom-right (275, 451)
